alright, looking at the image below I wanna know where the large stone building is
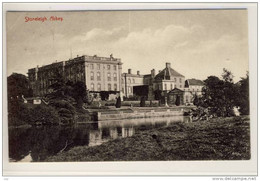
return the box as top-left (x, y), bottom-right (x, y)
top-left (28, 54), bottom-right (123, 98)
top-left (121, 62), bottom-right (186, 100)
top-left (28, 54), bottom-right (204, 104)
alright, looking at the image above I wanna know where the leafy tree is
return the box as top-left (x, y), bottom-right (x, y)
top-left (154, 90), bottom-right (162, 100)
top-left (115, 96), bottom-right (121, 108)
top-left (237, 72), bottom-right (249, 115)
top-left (193, 94), bottom-right (199, 106)
top-left (198, 69), bottom-right (239, 117)
top-left (71, 81), bottom-right (87, 108)
top-left (175, 95), bottom-right (180, 106)
top-left (7, 73), bottom-right (31, 100)
top-left (46, 73), bottom-right (75, 124)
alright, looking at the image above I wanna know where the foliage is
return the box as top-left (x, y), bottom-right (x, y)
top-left (46, 73), bottom-right (76, 124)
top-left (197, 69), bottom-right (240, 117)
top-left (29, 105), bottom-right (60, 125)
top-left (154, 90), bottom-right (162, 100)
top-left (8, 100), bottom-right (60, 126)
top-left (115, 96), bottom-right (121, 108)
top-left (100, 91), bottom-right (109, 101)
top-left (193, 94), bottom-right (199, 106)
top-left (175, 96), bottom-right (181, 106)
top-left (7, 73), bottom-right (32, 101)
top-left (237, 72), bottom-right (249, 115)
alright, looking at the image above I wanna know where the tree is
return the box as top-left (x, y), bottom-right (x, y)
top-left (46, 73), bottom-right (76, 124)
top-left (175, 95), bottom-right (180, 106)
top-left (237, 72), bottom-right (249, 115)
top-left (71, 81), bottom-right (87, 108)
top-left (197, 69), bottom-right (239, 117)
top-left (154, 90), bottom-right (162, 100)
top-left (7, 73), bottom-right (31, 100)
top-left (193, 94), bottom-right (199, 106)
top-left (115, 96), bottom-right (121, 108)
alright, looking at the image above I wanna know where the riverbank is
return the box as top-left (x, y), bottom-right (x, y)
top-left (45, 116), bottom-right (250, 161)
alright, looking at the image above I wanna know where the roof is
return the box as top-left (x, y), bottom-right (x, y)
top-left (187, 79), bottom-right (204, 86)
top-left (168, 88), bottom-right (184, 93)
top-left (154, 67), bottom-right (184, 80)
top-left (122, 73), bottom-right (144, 78)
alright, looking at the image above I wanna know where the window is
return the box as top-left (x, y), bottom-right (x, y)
top-left (107, 73), bottom-right (111, 81)
top-left (186, 96), bottom-right (189, 103)
top-left (90, 64), bottom-right (94, 69)
top-left (165, 84), bottom-right (167, 90)
top-left (133, 79), bottom-right (135, 84)
top-left (107, 65), bottom-right (110, 70)
top-left (179, 78), bottom-right (182, 83)
top-left (174, 78), bottom-right (177, 82)
top-left (113, 73), bottom-right (117, 81)
top-left (97, 72), bottom-right (101, 81)
top-left (180, 85), bottom-right (182, 88)
top-left (122, 87), bottom-right (124, 93)
top-left (97, 83), bottom-right (101, 91)
top-left (91, 83), bottom-right (94, 91)
top-left (113, 65), bottom-right (117, 71)
top-left (122, 78), bottom-right (124, 83)
top-left (97, 64), bottom-right (100, 70)
top-left (108, 84), bottom-right (111, 91)
top-left (114, 84), bottom-right (117, 91)
top-left (90, 72), bottom-right (94, 80)
top-left (128, 78), bottom-right (131, 83)
top-left (171, 84), bottom-right (173, 90)
top-left (128, 87), bottom-right (131, 93)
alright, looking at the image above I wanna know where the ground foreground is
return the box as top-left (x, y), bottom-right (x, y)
top-left (45, 116), bottom-right (250, 161)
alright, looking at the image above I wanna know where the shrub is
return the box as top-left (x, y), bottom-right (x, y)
top-left (115, 96), bottom-right (121, 108)
top-left (175, 96), bottom-right (181, 106)
top-left (29, 105), bottom-right (60, 125)
top-left (140, 97), bottom-right (146, 107)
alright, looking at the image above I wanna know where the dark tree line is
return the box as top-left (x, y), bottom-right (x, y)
top-left (194, 69), bottom-right (249, 117)
top-left (7, 72), bottom-right (91, 126)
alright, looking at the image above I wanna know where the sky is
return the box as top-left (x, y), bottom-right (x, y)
top-left (6, 9), bottom-right (249, 82)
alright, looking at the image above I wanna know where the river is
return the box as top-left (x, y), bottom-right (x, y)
top-left (8, 116), bottom-right (191, 162)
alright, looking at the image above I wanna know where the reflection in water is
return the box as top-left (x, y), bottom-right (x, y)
top-left (9, 116), bottom-right (190, 162)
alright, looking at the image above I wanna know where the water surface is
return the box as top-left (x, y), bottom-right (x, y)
top-left (9, 116), bottom-right (191, 162)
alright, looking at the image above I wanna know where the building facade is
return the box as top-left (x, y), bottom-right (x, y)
top-left (121, 69), bottom-right (145, 98)
top-left (153, 63), bottom-right (185, 95)
top-left (183, 79), bottom-right (204, 104)
top-left (28, 54), bottom-right (122, 98)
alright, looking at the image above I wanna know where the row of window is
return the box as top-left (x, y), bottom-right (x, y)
top-left (90, 72), bottom-right (117, 81)
top-left (90, 83), bottom-right (117, 91)
top-left (121, 87), bottom-right (132, 94)
top-left (90, 64), bottom-right (117, 71)
top-left (122, 78), bottom-right (135, 84)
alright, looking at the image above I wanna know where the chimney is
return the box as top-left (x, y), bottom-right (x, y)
top-left (166, 62), bottom-right (171, 68)
top-left (137, 71), bottom-right (140, 75)
top-left (128, 69), bottom-right (132, 74)
top-left (151, 69), bottom-right (156, 78)
top-left (158, 70), bottom-right (161, 73)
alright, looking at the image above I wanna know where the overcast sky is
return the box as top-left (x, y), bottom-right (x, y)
top-left (6, 10), bottom-right (249, 82)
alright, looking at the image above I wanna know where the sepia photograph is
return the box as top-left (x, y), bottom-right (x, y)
top-left (3, 2), bottom-right (257, 176)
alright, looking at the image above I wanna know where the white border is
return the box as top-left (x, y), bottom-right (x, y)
top-left (2, 3), bottom-right (258, 176)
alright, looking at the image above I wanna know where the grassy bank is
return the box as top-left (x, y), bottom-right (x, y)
top-left (45, 116), bottom-right (250, 161)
